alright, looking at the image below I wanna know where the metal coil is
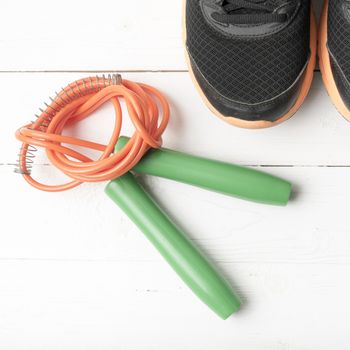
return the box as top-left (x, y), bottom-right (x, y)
top-left (14, 74), bottom-right (123, 176)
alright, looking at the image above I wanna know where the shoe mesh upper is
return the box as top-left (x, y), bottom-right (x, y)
top-left (186, 0), bottom-right (310, 104)
top-left (328, 0), bottom-right (350, 81)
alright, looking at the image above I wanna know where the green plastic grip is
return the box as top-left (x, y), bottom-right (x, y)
top-left (105, 173), bottom-right (241, 319)
top-left (116, 137), bottom-right (292, 206)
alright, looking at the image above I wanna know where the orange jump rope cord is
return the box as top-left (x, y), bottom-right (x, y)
top-left (15, 76), bottom-right (170, 192)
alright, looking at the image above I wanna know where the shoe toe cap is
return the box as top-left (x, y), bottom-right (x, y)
top-left (190, 56), bottom-right (309, 123)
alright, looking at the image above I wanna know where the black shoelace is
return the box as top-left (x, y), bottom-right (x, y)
top-left (212, 0), bottom-right (288, 25)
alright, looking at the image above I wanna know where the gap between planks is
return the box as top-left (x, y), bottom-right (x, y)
top-left (0, 69), bottom-right (321, 74)
top-left (1, 257), bottom-right (350, 266)
top-left (1, 164), bottom-right (350, 168)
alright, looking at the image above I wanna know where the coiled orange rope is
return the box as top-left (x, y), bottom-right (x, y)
top-left (15, 75), bottom-right (170, 192)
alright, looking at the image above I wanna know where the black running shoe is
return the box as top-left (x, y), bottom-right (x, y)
top-left (319, 0), bottom-right (350, 122)
top-left (183, 0), bottom-right (317, 129)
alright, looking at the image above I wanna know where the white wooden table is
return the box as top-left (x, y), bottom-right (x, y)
top-left (2, 1), bottom-right (349, 349)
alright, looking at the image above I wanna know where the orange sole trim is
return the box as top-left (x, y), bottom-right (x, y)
top-left (318, 0), bottom-right (350, 122)
top-left (183, 1), bottom-right (317, 129)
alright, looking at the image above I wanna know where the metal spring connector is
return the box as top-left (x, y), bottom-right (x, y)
top-left (14, 145), bottom-right (37, 175)
top-left (14, 74), bottom-right (123, 175)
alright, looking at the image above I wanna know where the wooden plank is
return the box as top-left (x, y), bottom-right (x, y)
top-left (4, 72), bottom-right (350, 167)
top-left (0, 260), bottom-right (349, 349)
top-left (0, 0), bottom-right (323, 71)
top-left (0, 0), bottom-right (184, 71)
top-left (2, 165), bottom-right (350, 264)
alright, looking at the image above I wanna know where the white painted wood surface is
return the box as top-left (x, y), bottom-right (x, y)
top-left (1, 1), bottom-right (350, 349)
top-left (0, 0), bottom-right (323, 71)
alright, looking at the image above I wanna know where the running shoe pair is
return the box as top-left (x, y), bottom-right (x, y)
top-left (184, 0), bottom-right (350, 128)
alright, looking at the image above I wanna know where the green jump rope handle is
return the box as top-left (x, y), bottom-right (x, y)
top-left (116, 137), bottom-right (292, 206)
top-left (105, 173), bottom-right (241, 319)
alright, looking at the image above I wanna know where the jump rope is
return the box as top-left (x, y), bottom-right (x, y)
top-left (15, 74), bottom-right (292, 319)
